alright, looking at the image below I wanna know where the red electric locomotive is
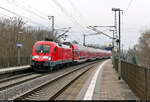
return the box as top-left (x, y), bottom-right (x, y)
top-left (31, 41), bottom-right (73, 71)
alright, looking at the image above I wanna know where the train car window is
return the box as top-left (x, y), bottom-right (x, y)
top-left (53, 47), bottom-right (56, 53)
top-left (75, 51), bottom-right (78, 56)
top-left (35, 44), bottom-right (50, 53)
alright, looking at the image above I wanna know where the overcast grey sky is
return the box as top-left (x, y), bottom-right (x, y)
top-left (0, 0), bottom-right (150, 49)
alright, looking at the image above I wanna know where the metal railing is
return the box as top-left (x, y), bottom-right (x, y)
top-left (114, 59), bottom-right (150, 100)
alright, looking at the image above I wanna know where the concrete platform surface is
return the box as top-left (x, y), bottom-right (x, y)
top-left (0, 65), bottom-right (30, 74)
top-left (99, 60), bottom-right (137, 100)
top-left (76, 59), bottom-right (137, 100)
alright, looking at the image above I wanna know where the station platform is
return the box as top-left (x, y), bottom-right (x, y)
top-left (0, 65), bottom-right (30, 74)
top-left (76, 59), bottom-right (137, 100)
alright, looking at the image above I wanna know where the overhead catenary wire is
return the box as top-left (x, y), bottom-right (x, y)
top-left (14, 0), bottom-right (60, 28)
top-left (0, 12), bottom-right (12, 18)
top-left (18, 0), bottom-right (48, 16)
top-left (121, 0), bottom-right (134, 46)
top-left (67, 0), bottom-right (89, 27)
top-left (126, 0), bottom-right (133, 11)
top-left (51, 0), bottom-right (88, 33)
top-left (87, 26), bottom-right (114, 39)
top-left (7, 0), bottom-right (78, 39)
top-left (67, 0), bottom-right (99, 38)
top-left (5, 0), bottom-right (50, 24)
top-left (51, 0), bottom-right (91, 44)
top-left (14, 0), bottom-right (59, 26)
top-left (0, 6), bottom-right (21, 17)
top-left (124, 0), bottom-right (134, 14)
top-left (0, 6), bottom-right (49, 28)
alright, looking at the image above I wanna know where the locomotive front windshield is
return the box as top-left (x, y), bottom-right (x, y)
top-left (35, 44), bottom-right (50, 53)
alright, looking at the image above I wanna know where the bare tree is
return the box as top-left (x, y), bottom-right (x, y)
top-left (135, 29), bottom-right (150, 68)
top-left (0, 17), bottom-right (55, 68)
top-left (125, 47), bottom-right (137, 64)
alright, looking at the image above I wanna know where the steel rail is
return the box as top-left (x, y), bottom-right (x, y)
top-left (15, 60), bottom-right (104, 100)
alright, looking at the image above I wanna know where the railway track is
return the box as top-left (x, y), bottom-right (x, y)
top-left (0, 72), bottom-right (43, 91)
top-left (0, 63), bottom-right (73, 92)
top-left (0, 72), bottom-right (34, 83)
top-left (0, 59), bottom-right (105, 100)
top-left (15, 60), bottom-right (103, 100)
top-left (0, 68), bottom-right (31, 83)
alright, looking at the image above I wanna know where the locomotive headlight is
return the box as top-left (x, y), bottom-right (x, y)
top-left (32, 55), bottom-right (39, 59)
top-left (43, 56), bottom-right (49, 59)
top-left (43, 56), bottom-right (51, 60)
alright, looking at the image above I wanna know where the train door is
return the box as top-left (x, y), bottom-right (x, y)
top-left (51, 47), bottom-right (57, 61)
top-left (57, 44), bottom-right (63, 65)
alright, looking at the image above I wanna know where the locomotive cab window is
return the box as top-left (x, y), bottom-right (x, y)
top-left (35, 44), bottom-right (50, 53)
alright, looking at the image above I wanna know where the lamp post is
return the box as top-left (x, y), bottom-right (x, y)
top-left (109, 30), bottom-right (115, 68)
top-left (83, 34), bottom-right (86, 46)
top-left (48, 16), bottom-right (54, 40)
top-left (17, 31), bottom-right (23, 66)
top-left (112, 8), bottom-right (122, 80)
